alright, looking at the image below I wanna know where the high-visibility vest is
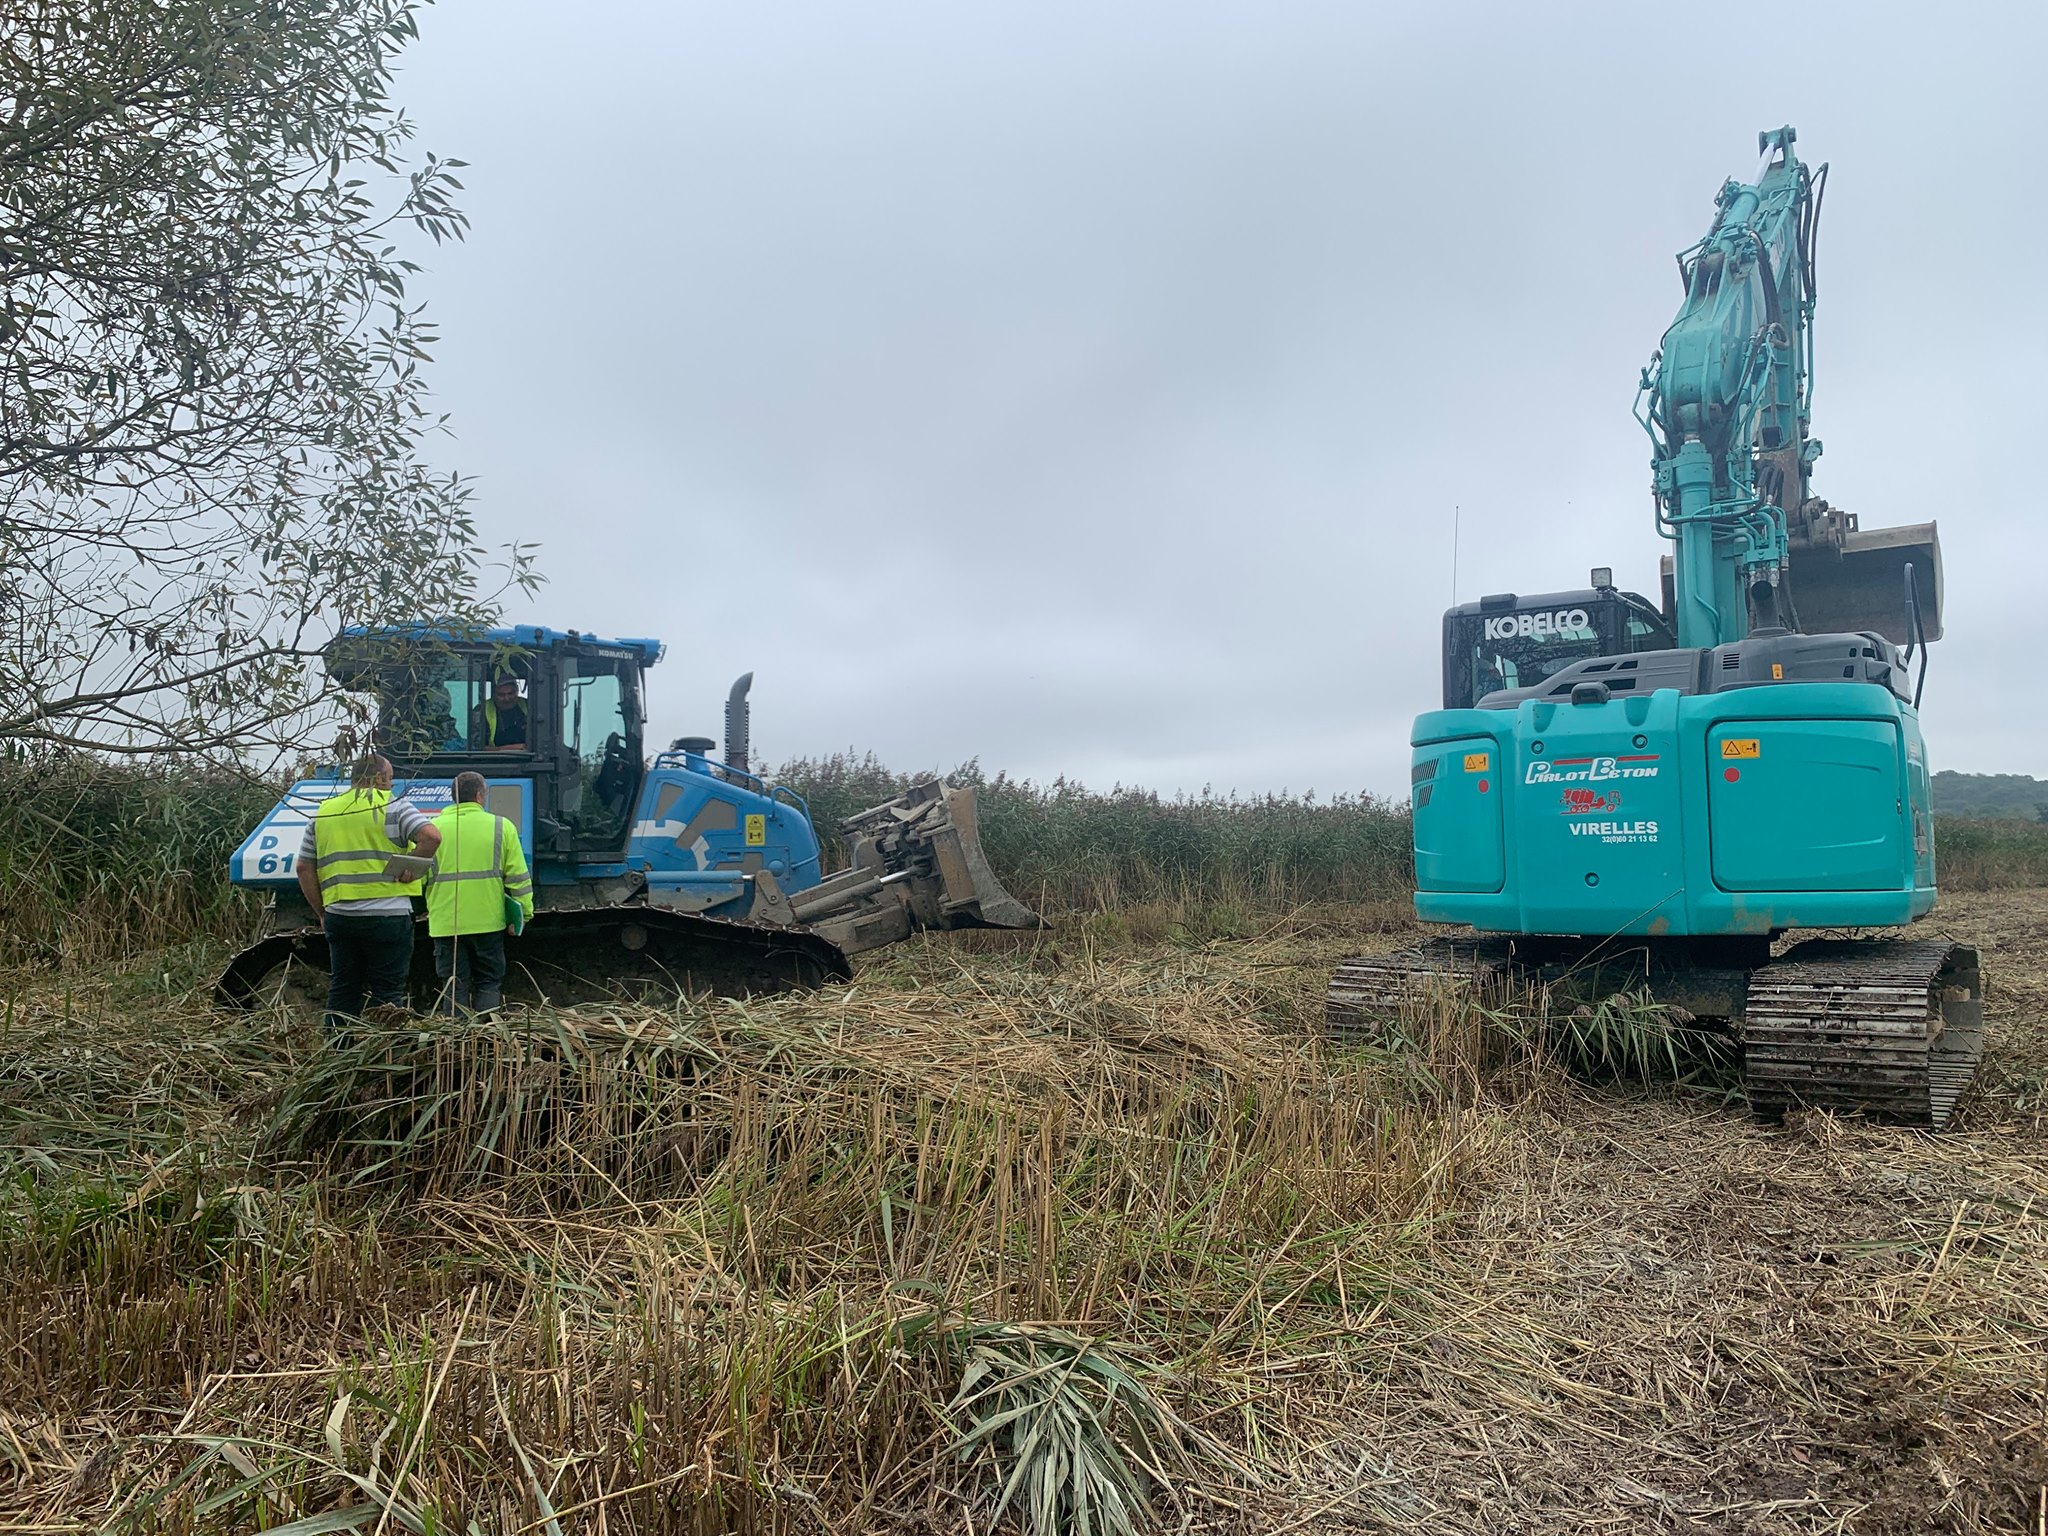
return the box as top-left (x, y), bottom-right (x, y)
top-left (311, 788), bottom-right (416, 903)
top-left (480, 698), bottom-right (527, 746)
top-left (425, 802), bottom-right (535, 937)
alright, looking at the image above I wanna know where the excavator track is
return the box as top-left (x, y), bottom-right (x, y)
top-left (1325, 932), bottom-right (1986, 1129)
top-left (1742, 938), bottom-right (1984, 1128)
top-left (1325, 936), bottom-right (1514, 1040)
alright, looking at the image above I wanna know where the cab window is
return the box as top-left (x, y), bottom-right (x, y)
top-left (375, 659), bottom-right (471, 758)
top-left (372, 648), bottom-right (533, 760)
top-left (1455, 615), bottom-right (1603, 706)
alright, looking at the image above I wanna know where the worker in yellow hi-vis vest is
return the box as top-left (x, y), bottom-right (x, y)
top-left (425, 770), bottom-right (535, 1014)
top-left (468, 674), bottom-right (529, 751)
top-left (295, 755), bottom-right (441, 1033)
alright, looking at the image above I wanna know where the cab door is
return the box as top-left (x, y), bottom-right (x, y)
top-left (559, 650), bottom-right (647, 851)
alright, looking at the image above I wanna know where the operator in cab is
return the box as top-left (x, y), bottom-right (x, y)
top-left (471, 674), bottom-right (529, 751)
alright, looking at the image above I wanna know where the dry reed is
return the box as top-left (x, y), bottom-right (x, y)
top-left (0, 892), bottom-right (2042, 1533)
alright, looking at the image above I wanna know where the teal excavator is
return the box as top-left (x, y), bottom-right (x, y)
top-left (1330, 128), bottom-right (1983, 1126)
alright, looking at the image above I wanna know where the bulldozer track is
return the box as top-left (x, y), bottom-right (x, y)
top-left (1325, 936), bottom-right (1514, 1040)
top-left (215, 904), bottom-right (852, 1013)
top-left (1743, 938), bottom-right (1983, 1128)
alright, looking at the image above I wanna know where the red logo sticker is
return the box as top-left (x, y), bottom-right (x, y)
top-left (1561, 788), bottom-right (1622, 815)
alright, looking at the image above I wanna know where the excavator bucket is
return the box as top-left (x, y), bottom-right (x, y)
top-left (1788, 520), bottom-right (1943, 643)
top-left (790, 781), bottom-right (1044, 956)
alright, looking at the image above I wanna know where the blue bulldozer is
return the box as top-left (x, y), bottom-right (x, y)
top-left (1328, 128), bottom-right (1983, 1126)
top-left (217, 627), bottom-right (1039, 1008)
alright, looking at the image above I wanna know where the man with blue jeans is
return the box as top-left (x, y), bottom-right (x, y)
top-left (295, 755), bottom-right (441, 1033)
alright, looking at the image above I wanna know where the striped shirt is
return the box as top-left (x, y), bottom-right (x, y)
top-left (299, 796), bottom-right (431, 915)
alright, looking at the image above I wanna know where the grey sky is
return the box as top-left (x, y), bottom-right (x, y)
top-left (393, 1), bottom-right (2045, 795)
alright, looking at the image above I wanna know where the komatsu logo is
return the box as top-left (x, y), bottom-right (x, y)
top-left (1525, 755), bottom-right (1660, 785)
top-left (1569, 819), bottom-right (1659, 844)
top-left (1484, 608), bottom-right (1589, 641)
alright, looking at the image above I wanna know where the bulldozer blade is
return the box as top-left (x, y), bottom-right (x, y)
top-left (924, 784), bottom-right (1041, 930)
top-left (798, 780), bottom-right (1042, 955)
top-left (1788, 520), bottom-right (1942, 643)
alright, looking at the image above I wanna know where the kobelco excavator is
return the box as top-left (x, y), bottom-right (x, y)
top-left (1329, 127), bottom-right (1983, 1126)
top-left (217, 626), bottom-right (1039, 1009)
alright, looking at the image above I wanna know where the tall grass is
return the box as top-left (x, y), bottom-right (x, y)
top-left (778, 752), bottom-right (1415, 908)
top-left (3, 935), bottom-right (1490, 1533)
top-left (1934, 817), bottom-right (2048, 890)
top-left (0, 754), bottom-right (276, 964)
top-left (2, 854), bottom-right (2044, 1527)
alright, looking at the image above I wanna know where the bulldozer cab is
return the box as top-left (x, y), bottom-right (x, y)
top-left (326, 626), bottom-right (663, 862)
top-left (1442, 585), bottom-right (1674, 709)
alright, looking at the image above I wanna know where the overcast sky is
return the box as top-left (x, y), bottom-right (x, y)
top-left (391, 0), bottom-right (2044, 796)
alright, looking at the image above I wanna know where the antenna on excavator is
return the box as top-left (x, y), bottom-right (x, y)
top-left (1450, 504), bottom-right (1461, 605)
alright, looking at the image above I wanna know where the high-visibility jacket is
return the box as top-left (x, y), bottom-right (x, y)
top-left (425, 802), bottom-right (535, 937)
top-left (311, 788), bottom-right (418, 904)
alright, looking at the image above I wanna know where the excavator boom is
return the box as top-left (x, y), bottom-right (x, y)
top-left (1638, 126), bottom-right (1941, 648)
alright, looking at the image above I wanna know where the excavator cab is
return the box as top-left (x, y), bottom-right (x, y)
top-left (1441, 576), bottom-right (1675, 708)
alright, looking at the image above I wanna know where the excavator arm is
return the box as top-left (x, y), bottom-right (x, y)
top-left (1637, 127), bottom-right (1940, 648)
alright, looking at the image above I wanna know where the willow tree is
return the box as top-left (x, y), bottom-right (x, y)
top-left (0, 0), bottom-right (534, 756)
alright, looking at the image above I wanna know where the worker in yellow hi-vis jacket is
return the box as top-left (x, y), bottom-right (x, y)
top-left (297, 755), bottom-right (440, 1033)
top-left (424, 771), bottom-right (534, 1014)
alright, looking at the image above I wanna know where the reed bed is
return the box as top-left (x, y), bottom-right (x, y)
top-left (775, 753), bottom-right (1416, 908)
top-left (1934, 818), bottom-right (2048, 891)
top-left (0, 926), bottom-right (1492, 1533)
top-left (1, 753), bottom-right (2042, 964)
top-left (0, 755), bottom-right (274, 967)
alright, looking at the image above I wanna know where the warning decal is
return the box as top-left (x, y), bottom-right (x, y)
top-left (744, 813), bottom-right (767, 846)
top-left (1463, 753), bottom-right (1490, 773)
top-left (1720, 739), bottom-right (1761, 760)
